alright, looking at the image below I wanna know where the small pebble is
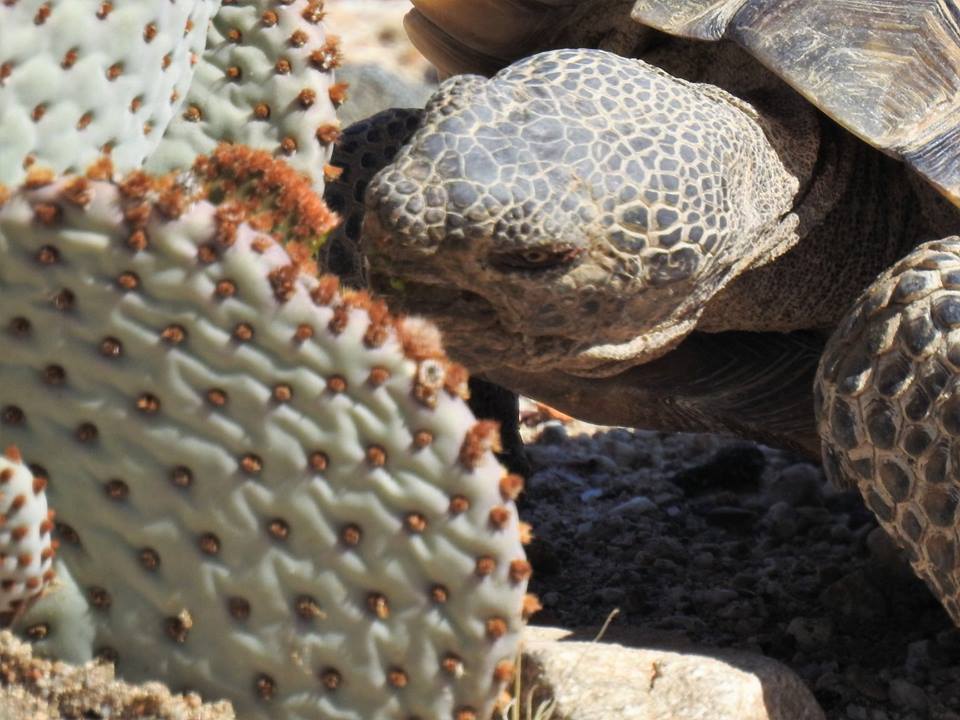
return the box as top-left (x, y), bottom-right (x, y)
top-left (703, 506), bottom-right (757, 532)
top-left (829, 524), bottom-right (854, 543)
top-left (698, 588), bottom-right (739, 606)
top-left (786, 616), bottom-right (833, 650)
top-left (845, 703), bottom-right (868, 720)
top-left (765, 501), bottom-right (799, 540)
top-left (906, 639), bottom-right (933, 672)
top-left (592, 587), bottom-right (626, 605)
top-left (609, 496), bottom-right (657, 517)
top-left (537, 423), bottom-right (568, 445)
top-left (673, 444), bottom-right (766, 495)
top-left (541, 591), bottom-right (561, 607)
top-left (888, 678), bottom-right (929, 711)
top-left (796, 506), bottom-right (833, 526)
top-left (652, 558), bottom-right (678, 573)
top-left (647, 536), bottom-right (684, 560)
top-left (819, 570), bottom-right (888, 625)
top-left (767, 463), bottom-right (823, 507)
top-left (574, 521), bottom-right (594, 537)
top-left (691, 551), bottom-right (715, 569)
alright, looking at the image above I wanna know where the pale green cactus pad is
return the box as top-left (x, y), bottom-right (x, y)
top-left (0, 447), bottom-right (56, 626)
top-left (148, 0), bottom-right (343, 190)
top-left (0, 0), bottom-right (219, 188)
top-left (0, 148), bottom-right (530, 720)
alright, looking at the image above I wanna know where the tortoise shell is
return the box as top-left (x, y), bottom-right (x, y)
top-left (405, 0), bottom-right (960, 205)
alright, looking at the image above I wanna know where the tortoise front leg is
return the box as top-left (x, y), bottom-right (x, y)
top-left (323, 107), bottom-right (425, 286)
top-left (817, 237), bottom-right (960, 624)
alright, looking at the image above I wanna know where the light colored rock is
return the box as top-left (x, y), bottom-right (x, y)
top-left (335, 63), bottom-right (435, 126)
top-left (326, 0), bottom-right (434, 84)
top-left (325, 1), bottom-right (438, 126)
top-left (0, 631), bottom-right (234, 719)
top-left (518, 626), bottom-right (825, 720)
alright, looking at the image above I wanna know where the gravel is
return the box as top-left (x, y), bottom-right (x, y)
top-left (518, 411), bottom-right (960, 720)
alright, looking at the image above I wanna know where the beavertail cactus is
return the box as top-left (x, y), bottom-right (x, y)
top-left (0, 447), bottom-right (56, 626)
top-left (0, 0), bottom-right (219, 187)
top-left (0, 148), bottom-right (530, 720)
top-left (148, 0), bottom-right (344, 189)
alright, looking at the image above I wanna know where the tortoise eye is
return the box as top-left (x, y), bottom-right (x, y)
top-left (491, 246), bottom-right (581, 272)
top-left (520, 249), bottom-right (551, 264)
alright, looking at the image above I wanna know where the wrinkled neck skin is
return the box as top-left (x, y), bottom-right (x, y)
top-left (363, 49), bottom-right (802, 382)
top-left (484, 329), bottom-right (826, 459)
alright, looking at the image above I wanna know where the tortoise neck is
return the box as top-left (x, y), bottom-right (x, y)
top-left (697, 123), bottom-right (931, 335)
top-left (485, 330), bottom-right (825, 460)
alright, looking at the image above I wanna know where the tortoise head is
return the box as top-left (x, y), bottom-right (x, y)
top-left (362, 49), bottom-right (798, 376)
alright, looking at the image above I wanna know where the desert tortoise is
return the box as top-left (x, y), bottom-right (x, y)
top-left (324, 0), bottom-right (960, 624)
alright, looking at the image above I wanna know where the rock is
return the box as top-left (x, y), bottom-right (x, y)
top-left (593, 587), bottom-right (627, 605)
top-left (906, 639), bottom-right (933, 673)
top-left (829, 523), bottom-right (854, 543)
top-left (766, 501), bottom-right (800, 539)
top-left (703, 506), bottom-right (758, 532)
top-left (767, 463), bottom-right (824, 507)
top-left (610, 496), bottom-right (658, 517)
top-left (786, 617), bottom-right (833, 651)
top-left (795, 506), bottom-right (834, 526)
top-left (646, 536), bottom-right (685, 561)
top-left (697, 588), bottom-right (739, 607)
top-left (865, 526), bottom-right (917, 585)
top-left (325, 0), bottom-right (434, 85)
top-left (888, 678), bottom-right (929, 711)
top-left (542, 591), bottom-right (562, 607)
top-left (932, 628), bottom-right (960, 664)
top-left (691, 551), bottom-right (715, 569)
top-left (845, 704), bottom-right (868, 720)
top-left (0, 631), bottom-right (234, 718)
top-left (520, 626), bottom-right (825, 720)
top-left (0, 694), bottom-right (46, 719)
top-left (335, 63), bottom-right (435, 126)
top-left (845, 665), bottom-right (889, 702)
top-left (819, 570), bottom-right (888, 625)
top-left (538, 423), bottom-right (570, 445)
top-left (672, 444), bottom-right (766, 495)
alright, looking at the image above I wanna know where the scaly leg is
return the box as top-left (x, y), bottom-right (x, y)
top-left (817, 237), bottom-right (960, 623)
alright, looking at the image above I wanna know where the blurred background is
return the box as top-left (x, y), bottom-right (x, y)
top-left (326, 0), bottom-right (437, 126)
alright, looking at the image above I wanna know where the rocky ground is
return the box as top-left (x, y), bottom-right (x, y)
top-left (0, 631), bottom-right (234, 719)
top-left (518, 403), bottom-right (960, 720)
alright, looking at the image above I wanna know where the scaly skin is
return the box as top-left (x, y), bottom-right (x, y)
top-left (362, 49), bottom-right (800, 379)
top-left (816, 238), bottom-right (960, 625)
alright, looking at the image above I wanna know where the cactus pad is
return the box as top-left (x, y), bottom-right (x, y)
top-left (0, 447), bottom-right (56, 626)
top-left (148, 0), bottom-right (343, 190)
top-left (0, 147), bottom-right (530, 720)
top-left (0, 0), bottom-right (218, 187)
